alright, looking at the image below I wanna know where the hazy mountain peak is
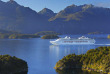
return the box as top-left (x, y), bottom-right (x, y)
top-left (38, 8), bottom-right (55, 17)
top-left (56, 4), bottom-right (81, 16)
top-left (7, 0), bottom-right (19, 5)
top-left (64, 4), bottom-right (77, 10)
top-left (68, 4), bottom-right (77, 7)
top-left (82, 4), bottom-right (94, 9)
top-left (38, 8), bottom-right (54, 14)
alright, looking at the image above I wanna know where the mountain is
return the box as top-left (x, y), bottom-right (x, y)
top-left (0, 1), bottom-right (110, 34)
top-left (0, 29), bottom-right (19, 34)
top-left (38, 8), bottom-right (56, 18)
top-left (49, 4), bottom-right (110, 34)
top-left (49, 4), bottom-right (94, 21)
top-left (0, 0), bottom-right (52, 33)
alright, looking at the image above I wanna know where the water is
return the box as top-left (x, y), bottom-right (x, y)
top-left (0, 35), bottom-right (110, 74)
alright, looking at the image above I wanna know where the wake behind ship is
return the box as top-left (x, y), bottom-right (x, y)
top-left (50, 36), bottom-right (95, 45)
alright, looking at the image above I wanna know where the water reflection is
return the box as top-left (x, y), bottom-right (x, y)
top-left (0, 38), bottom-right (109, 74)
top-left (49, 45), bottom-right (96, 57)
top-left (50, 45), bottom-right (101, 74)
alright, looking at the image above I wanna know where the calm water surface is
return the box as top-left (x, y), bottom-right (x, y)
top-left (0, 35), bottom-right (110, 74)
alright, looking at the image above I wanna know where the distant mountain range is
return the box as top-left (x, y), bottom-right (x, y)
top-left (0, 0), bottom-right (110, 34)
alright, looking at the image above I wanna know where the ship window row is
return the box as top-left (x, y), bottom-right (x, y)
top-left (64, 41), bottom-right (88, 43)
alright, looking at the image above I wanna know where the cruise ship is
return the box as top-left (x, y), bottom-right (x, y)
top-left (50, 36), bottom-right (95, 45)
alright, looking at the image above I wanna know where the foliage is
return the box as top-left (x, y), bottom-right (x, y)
top-left (55, 54), bottom-right (82, 70)
top-left (108, 35), bottom-right (110, 39)
top-left (8, 34), bottom-right (40, 39)
top-left (88, 32), bottom-right (102, 35)
top-left (0, 33), bottom-right (40, 39)
top-left (41, 34), bottom-right (59, 39)
top-left (0, 33), bottom-right (10, 39)
top-left (0, 55), bottom-right (28, 74)
top-left (36, 31), bottom-right (61, 35)
top-left (55, 46), bottom-right (110, 73)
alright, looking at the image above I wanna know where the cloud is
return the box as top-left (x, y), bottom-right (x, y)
top-left (95, 2), bottom-right (110, 8)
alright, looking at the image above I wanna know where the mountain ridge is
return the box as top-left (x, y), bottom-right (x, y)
top-left (0, 0), bottom-right (110, 34)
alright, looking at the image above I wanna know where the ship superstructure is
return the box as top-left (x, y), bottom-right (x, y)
top-left (50, 36), bottom-right (95, 45)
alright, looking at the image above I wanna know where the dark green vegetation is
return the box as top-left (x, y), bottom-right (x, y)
top-left (36, 31), bottom-right (61, 35)
top-left (8, 34), bottom-right (40, 39)
top-left (0, 1), bottom-right (110, 34)
top-left (56, 68), bottom-right (99, 74)
top-left (0, 55), bottom-right (28, 74)
top-left (88, 32), bottom-right (103, 35)
top-left (55, 46), bottom-right (110, 74)
top-left (41, 35), bottom-right (59, 39)
top-left (107, 35), bottom-right (110, 39)
top-left (0, 33), bottom-right (40, 39)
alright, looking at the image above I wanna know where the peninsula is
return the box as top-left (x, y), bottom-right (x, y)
top-left (55, 46), bottom-right (110, 74)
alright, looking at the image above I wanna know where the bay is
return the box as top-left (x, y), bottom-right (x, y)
top-left (0, 34), bottom-right (110, 74)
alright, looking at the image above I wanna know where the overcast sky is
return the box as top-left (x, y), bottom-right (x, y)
top-left (2, 0), bottom-right (110, 13)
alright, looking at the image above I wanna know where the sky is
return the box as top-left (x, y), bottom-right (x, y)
top-left (2, 0), bottom-right (110, 13)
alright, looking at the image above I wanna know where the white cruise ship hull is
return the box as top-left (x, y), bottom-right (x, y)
top-left (50, 36), bottom-right (95, 45)
top-left (50, 40), bottom-right (95, 45)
